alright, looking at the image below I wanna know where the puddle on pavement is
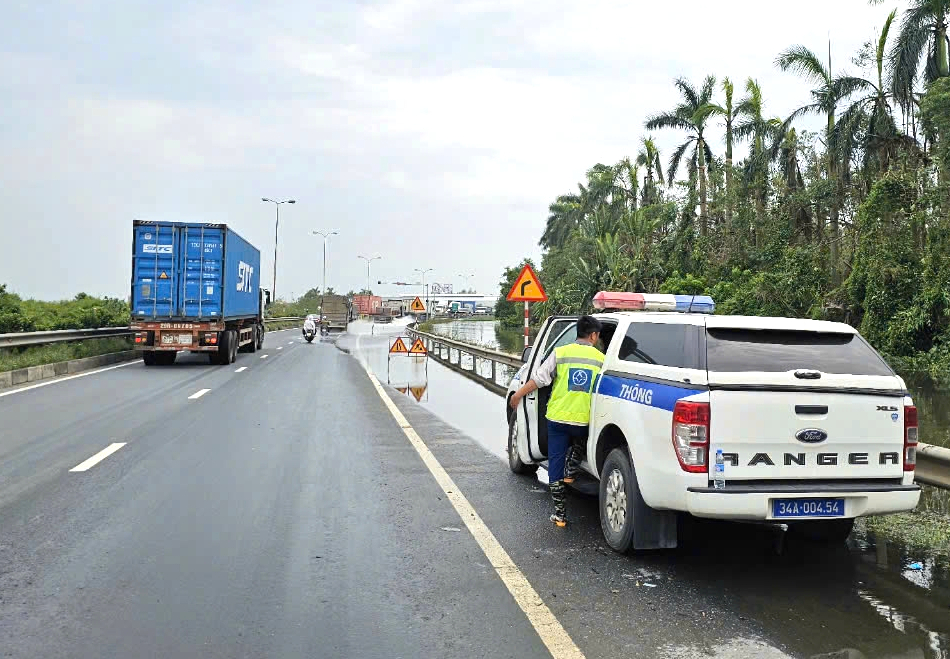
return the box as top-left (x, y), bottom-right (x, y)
top-left (342, 320), bottom-right (950, 659)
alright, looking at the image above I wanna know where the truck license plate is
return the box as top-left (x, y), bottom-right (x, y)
top-left (161, 334), bottom-right (192, 345)
top-left (772, 498), bottom-right (844, 518)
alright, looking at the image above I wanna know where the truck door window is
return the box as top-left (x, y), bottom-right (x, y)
top-left (618, 322), bottom-right (693, 368)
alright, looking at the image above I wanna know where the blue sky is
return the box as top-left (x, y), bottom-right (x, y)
top-left (0, 0), bottom-right (903, 300)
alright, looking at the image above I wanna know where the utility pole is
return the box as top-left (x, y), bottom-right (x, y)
top-left (415, 268), bottom-right (433, 318)
top-left (261, 197), bottom-right (296, 300)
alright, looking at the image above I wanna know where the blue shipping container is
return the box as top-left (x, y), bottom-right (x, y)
top-left (131, 221), bottom-right (261, 320)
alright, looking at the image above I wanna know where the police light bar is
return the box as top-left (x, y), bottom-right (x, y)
top-left (592, 291), bottom-right (715, 313)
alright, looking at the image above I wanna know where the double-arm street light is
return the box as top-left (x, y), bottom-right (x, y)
top-left (313, 230), bottom-right (338, 318)
top-left (415, 267), bottom-right (434, 315)
top-left (261, 197), bottom-right (296, 300)
top-left (358, 255), bottom-right (382, 294)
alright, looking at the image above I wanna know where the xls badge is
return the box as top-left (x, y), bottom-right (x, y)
top-left (568, 368), bottom-right (593, 392)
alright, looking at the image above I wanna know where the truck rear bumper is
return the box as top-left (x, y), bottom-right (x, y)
top-left (684, 483), bottom-right (920, 520)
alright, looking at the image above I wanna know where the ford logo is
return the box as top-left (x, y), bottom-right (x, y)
top-left (796, 428), bottom-right (828, 444)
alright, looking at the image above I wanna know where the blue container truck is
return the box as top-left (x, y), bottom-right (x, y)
top-left (129, 221), bottom-right (270, 366)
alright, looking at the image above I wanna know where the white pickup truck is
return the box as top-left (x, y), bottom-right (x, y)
top-left (505, 293), bottom-right (921, 552)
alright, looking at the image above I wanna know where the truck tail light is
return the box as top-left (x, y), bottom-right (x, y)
top-left (202, 332), bottom-right (218, 346)
top-left (904, 405), bottom-right (918, 472)
top-left (134, 331), bottom-right (151, 345)
top-left (672, 400), bottom-right (710, 473)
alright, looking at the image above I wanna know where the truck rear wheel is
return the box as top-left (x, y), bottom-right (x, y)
top-left (215, 330), bottom-right (233, 365)
top-left (157, 351), bottom-right (177, 365)
top-left (142, 351), bottom-right (156, 366)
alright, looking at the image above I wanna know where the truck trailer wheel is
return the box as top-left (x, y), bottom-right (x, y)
top-left (215, 330), bottom-right (233, 365)
top-left (257, 324), bottom-right (265, 350)
top-left (157, 351), bottom-right (177, 365)
top-left (143, 351), bottom-right (156, 366)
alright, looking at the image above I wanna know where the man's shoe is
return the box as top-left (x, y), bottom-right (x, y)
top-left (550, 513), bottom-right (567, 528)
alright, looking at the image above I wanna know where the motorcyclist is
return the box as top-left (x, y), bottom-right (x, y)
top-left (303, 316), bottom-right (317, 340)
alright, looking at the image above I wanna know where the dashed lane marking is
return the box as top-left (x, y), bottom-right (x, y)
top-left (359, 363), bottom-right (585, 659)
top-left (188, 388), bottom-right (211, 400)
top-left (235, 367), bottom-right (247, 373)
top-left (69, 443), bottom-right (127, 472)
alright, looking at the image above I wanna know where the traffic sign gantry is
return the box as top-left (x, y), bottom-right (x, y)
top-left (506, 264), bottom-right (547, 302)
top-left (410, 296), bottom-right (426, 313)
top-left (389, 337), bottom-right (409, 354)
top-left (408, 338), bottom-right (428, 355)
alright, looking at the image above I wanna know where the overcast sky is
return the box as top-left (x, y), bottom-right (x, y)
top-left (1, 0), bottom-right (903, 301)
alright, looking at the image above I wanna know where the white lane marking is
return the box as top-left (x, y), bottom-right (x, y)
top-left (288, 341), bottom-right (294, 345)
top-left (360, 365), bottom-right (584, 659)
top-left (69, 442), bottom-right (127, 472)
top-left (260, 354), bottom-right (269, 359)
top-left (235, 367), bottom-right (247, 373)
top-left (277, 347), bottom-right (283, 350)
top-left (0, 360), bottom-right (139, 399)
top-left (188, 388), bottom-right (211, 400)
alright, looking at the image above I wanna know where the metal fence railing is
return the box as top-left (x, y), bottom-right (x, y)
top-left (407, 326), bottom-right (950, 492)
top-left (0, 318), bottom-right (304, 350)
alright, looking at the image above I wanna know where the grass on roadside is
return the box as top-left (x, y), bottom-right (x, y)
top-left (861, 510), bottom-right (950, 555)
top-left (0, 337), bottom-right (134, 373)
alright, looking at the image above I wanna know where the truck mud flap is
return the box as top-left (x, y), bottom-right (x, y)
top-left (630, 460), bottom-right (678, 550)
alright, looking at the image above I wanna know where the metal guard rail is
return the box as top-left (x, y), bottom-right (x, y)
top-left (406, 326), bottom-right (950, 491)
top-left (0, 318), bottom-right (305, 349)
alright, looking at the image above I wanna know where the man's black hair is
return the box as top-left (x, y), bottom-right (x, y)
top-left (577, 315), bottom-right (602, 339)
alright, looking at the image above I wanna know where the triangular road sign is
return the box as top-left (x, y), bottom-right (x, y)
top-left (390, 337), bottom-right (409, 354)
top-left (159, 271), bottom-right (169, 280)
top-left (409, 385), bottom-right (427, 402)
top-left (395, 386), bottom-right (408, 394)
top-left (506, 264), bottom-right (547, 302)
top-left (408, 338), bottom-right (428, 355)
top-left (410, 296), bottom-right (426, 313)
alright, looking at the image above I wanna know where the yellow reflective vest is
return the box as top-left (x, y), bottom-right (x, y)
top-left (546, 342), bottom-right (604, 425)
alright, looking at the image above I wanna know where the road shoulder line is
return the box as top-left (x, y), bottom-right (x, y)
top-left (361, 364), bottom-right (585, 659)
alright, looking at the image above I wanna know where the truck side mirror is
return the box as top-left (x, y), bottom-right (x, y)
top-left (264, 290), bottom-right (272, 306)
top-left (521, 346), bottom-right (532, 363)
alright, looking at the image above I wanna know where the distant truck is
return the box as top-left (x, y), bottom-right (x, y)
top-left (321, 294), bottom-right (350, 333)
top-left (129, 221), bottom-right (269, 366)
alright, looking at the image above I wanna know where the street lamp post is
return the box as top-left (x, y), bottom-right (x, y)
top-left (414, 267), bottom-right (433, 317)
top-left (261, 197), bottom-right (296, 301)
top-left (357, 255), bottom-right (382, 295)
top-left (457, 272), bottom-right (475, 293)
top-left (313, 230), bottom-right (338, 325)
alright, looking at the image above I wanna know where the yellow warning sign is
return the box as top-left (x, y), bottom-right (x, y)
top-left (159, 271), bottom-right (169, 280)
top-left (410, 296), bottom-right (426, 313)
top-left (506, 264), bottom-right (547, 302)
top-left (390, 337), bottom-right (409, 354)
top-left (408, 338), bottom-right (428, 355)
top-left (409, 386), bottom-right (427, 402)
top-left (395, 386), bottom-right (408, 394)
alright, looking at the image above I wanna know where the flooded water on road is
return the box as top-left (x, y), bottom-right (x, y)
top-left (342, 319), bottom-right (950, 659)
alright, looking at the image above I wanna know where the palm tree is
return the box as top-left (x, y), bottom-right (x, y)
top-left (646, 75), bottom-right (717, 236)
top-left (776, 43), bottom-right (842, 280)
top-left (636, 137), bottom-right (664, 206)
top-left (832, 10), bottom-right (904, 179)
top-left (872, 0), bottom-right (950, 115)
top-left (701, 77), bottom-right (741, 225)
top-left (541, 188), bottom-right (585, 249)
top-left (735, 79), bottom-right (781, 247)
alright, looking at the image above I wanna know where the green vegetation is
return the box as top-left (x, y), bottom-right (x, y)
top-left (862, 509), bottom-right (950, 555)
top-left (0, 337), bottom-right (133, 373)
top-left (497, 3), bottom-right (950, 382)
top-left (0, 285), bottom-right (130, 332)
top-left (267, 288), bottom-right (334, 318)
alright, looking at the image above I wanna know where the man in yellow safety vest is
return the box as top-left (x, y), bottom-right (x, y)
top-left (509, 316), bottom-right (604, 527)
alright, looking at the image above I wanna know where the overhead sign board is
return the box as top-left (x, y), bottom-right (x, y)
top-left (506, 264), bottom-right (547, 302)
top-left (410, 297), bottom-right (426, 313)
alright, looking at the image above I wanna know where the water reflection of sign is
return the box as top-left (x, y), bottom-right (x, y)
top-left (431, 283), bottom-right (452, 294)
top-left (409, 385), bottom-right (427, 402)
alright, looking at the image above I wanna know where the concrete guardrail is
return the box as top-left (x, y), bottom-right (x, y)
top-left (407, 325), bottom-right (949, 492)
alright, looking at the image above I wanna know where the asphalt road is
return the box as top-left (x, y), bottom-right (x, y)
top-left (0, 325), bottom-right (948, 658)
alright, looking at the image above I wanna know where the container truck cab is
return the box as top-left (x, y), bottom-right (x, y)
top-left (505, 292), bottom-right (921, 553)
top-left (130, 221), bottom-right (267, 366)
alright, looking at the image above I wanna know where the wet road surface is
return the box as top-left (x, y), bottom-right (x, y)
top-left (0, 323), bottom-right (946, 658)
